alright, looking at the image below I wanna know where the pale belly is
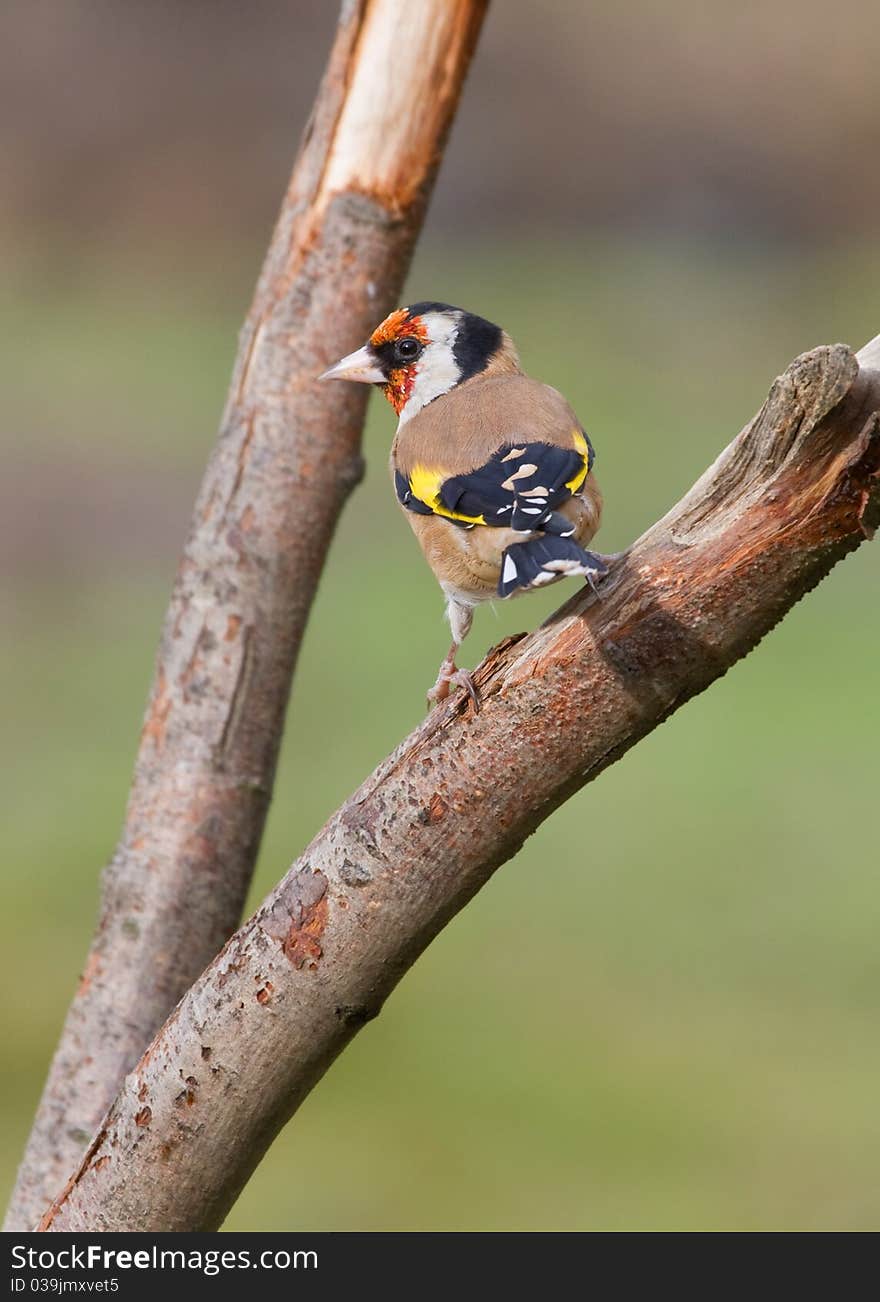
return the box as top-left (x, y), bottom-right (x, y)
top-left (405, 480), bottom-right (603, 605)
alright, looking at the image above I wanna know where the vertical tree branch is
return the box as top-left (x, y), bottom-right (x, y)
top-left (36, 342), bottom-right (880, 1232)
top-left (6, 0), bottom-right (490, 1232)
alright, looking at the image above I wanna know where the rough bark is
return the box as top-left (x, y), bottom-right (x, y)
top-left (6, 0), bottom-right (489, 1232)
top-left (38, 338), bottom-right (880, 1232)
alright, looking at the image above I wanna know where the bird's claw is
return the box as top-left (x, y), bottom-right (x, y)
top-left (583, 551), bottom-right (611, 598)
top-left (427, 666), bottom-right (481, 711)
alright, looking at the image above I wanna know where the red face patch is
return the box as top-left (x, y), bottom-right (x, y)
top-left (369, 308), bottom-right (429, 414)
top-left (369, 308), bottom-right (429, 348)
top-left (384, 366), bottom-right (416, 415)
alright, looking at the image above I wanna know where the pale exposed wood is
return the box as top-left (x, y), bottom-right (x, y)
top-left (5, 0), bottom-right (490, 1232)
top-left (858, 333), bottom-right (880, 368)
top-left (38, 341), bottom-right (880, 1232)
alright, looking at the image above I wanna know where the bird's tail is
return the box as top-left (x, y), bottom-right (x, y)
top-left (498, 536), bottom-right (608, 599)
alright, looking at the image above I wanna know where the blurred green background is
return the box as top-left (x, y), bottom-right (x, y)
top-left (2, 2), bottom-right (879, 1232)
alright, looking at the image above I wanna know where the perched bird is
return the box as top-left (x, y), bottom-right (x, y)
top-left (320, 302), bottom-right (605, 706)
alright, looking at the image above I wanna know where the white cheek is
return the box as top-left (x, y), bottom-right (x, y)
top-left (397, 332), bottom-right (460, 426)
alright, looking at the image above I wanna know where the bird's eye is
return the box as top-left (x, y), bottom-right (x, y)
top-left (394, 337), bottom-right (422, 363)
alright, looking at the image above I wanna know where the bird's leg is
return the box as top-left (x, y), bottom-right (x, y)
top-left (427, 640), bottom-right (462, 704)
top-left (427, 600), bottom-right (479, 709)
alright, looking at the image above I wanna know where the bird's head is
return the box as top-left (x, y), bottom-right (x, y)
top-left (319, 302), bottom-right (518, 422)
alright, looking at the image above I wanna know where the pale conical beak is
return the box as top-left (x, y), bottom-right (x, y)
top-left (318, 345), bottom-right (385, 384)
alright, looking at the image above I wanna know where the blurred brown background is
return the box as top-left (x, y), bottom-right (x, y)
top-left (2, 1), bottom-right (879, 1231)
top-left (5, 0), bottom-right (879, 247)
top-left (4, 0), bottom-right (880, 247)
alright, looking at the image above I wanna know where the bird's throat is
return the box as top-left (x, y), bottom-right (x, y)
top-left (382, 366), bottom-right (415, 416)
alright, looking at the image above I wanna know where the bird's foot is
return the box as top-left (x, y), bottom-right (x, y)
top-left (427, 665), bottom-right (481, 711)
top-left (582, 550), bottom-right (610, 598)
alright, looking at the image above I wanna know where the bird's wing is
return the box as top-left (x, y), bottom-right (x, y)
top-left (395, 430), bottom-right (594, 532)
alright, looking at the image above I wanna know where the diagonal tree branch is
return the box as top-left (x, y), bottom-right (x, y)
top-left (38, 338), bottom-right (880, 1232)
top-left (5, 0), bottom-right (490, 1232)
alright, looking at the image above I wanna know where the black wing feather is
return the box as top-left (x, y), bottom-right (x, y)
top-left (437, 439), bottom-right (590, 532)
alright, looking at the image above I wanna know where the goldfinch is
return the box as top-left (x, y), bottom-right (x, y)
top-left (320, 303), bottom-right (605, 706)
